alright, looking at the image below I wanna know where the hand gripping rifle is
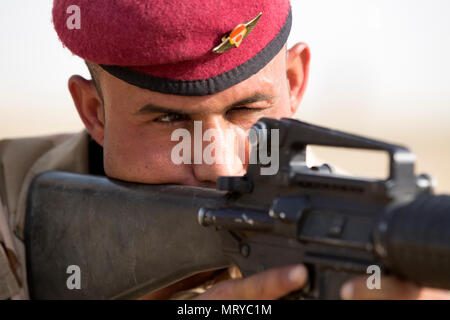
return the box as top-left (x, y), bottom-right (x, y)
top-left (25, 118), bottom-right (450, 299)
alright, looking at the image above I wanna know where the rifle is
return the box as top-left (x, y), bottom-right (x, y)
top-left (25, 118), bottom-right (450, 299)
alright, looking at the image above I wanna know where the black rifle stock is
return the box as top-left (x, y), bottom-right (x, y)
top-left (25, 118), bottom-right (450, 299)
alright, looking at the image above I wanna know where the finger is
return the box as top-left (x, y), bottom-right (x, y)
top-left (417, 288), bottom-right (450, 300)
top-left (341, 275), bottom-right (420, 300)
top-left (196, 264), bottom-right (308, 300)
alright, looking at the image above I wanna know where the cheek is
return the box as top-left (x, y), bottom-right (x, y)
top-left (272, 79), bottom-right (293, 118)
top-left (264, 93), bottom-right (293, 120)
top-left (256, 79), bottom-right (293, 120)
top-left (102, 121), bottom-right (191, 184)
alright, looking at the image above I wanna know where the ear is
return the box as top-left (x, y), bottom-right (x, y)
top-left (68, 75), bottom-right (105, 146)
top-left (286, 42), bottom-right (311, 115)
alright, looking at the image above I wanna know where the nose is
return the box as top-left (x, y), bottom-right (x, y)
top-left (191, 117), bottom-right (248, 185)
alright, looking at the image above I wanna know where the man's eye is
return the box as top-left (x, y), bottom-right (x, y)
top-left (227, 106), bottom-right (263, 115)
top-left (154, 113), bottom-right (189, 123)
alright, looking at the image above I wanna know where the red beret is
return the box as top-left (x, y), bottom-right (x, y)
top-left (53, 0), bottom-right (292, 96)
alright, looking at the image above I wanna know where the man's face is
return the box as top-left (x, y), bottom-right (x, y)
top-left (70, 44), bottom-right (310, 187)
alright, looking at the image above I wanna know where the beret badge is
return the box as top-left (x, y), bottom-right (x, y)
top-left (213, 12), bottom-right (263, 54)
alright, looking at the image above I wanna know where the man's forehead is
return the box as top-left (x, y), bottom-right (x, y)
top-left (53, 0), bottom-right (292, 97)
top-left (100, 46), bottom-right (287, 114)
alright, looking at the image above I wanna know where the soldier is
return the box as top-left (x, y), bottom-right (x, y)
top-left (0, 0), bottom-right (449, 299)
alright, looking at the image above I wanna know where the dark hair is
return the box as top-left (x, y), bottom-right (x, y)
top-left (85, 61), bottom-right (104, 102)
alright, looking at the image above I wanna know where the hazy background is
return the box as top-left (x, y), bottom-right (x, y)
top-left (1, 1), bottom-right (449, 192)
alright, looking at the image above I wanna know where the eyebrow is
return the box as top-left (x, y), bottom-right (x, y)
top-left (132, 93), bottom-right (276, 116)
